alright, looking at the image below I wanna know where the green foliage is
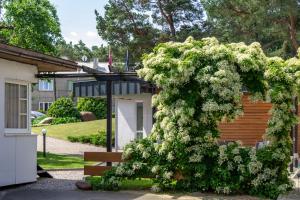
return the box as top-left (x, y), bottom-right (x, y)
top-left (31, 115), bottom-right (47, 126)
top-left (57, 40), bottom-right (110, 63)
top-left (47, 97), bottom-right (80, 119)
top-left (67, 131), bottom-right (114, 147)
top-left (51, 117), bottom-right (81, 125)
top-left (1, 0), bottom-right (61, 55)
top-left (95, 0), bottom-right (207, 64)
top-left (93, 37), bottom-right (299, 199)
top-left (201, 0), bottom-right (300, 58)
top-left (77, 97), bottom-right (107, 119)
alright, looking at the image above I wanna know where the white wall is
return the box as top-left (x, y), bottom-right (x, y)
top-left (0, 59), bottom-right (37, 186)
top-left (115, 93), bottom-right (153, 150)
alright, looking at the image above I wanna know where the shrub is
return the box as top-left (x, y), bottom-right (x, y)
top-left (48, 97), bottom-right (80, 119)
top-left (51, 117), bottom-right (81, 125)
top-left (77, 97), bottom-right (107, 119)
top-left (32, 115), bottom-right (47, 126)
top-left (67, 131), bottom-right (115, 146)
top-left (91, 37), bottom-right (297, 199)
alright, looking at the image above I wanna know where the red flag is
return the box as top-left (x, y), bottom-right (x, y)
top-left (108, 46), bottom-right (112, 67)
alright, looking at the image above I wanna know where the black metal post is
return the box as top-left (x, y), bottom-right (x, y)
top-left (106, 80), bottom-right (112, 166)
top-left (53, 77), bottom-right (57, 101)
top-left (43, 132), bottom-right (46, 157)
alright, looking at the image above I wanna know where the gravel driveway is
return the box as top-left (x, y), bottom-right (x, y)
top-left (37, 135), bottom-right (108, 155)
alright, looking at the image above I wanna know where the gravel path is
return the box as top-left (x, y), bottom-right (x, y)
top-left (3, 179), bottom-right (262, 200)
top-left (37, 135), bottom-right (107, 155)
top-left (17, 178), bottom-right (78, 191)
top-left (49, 170), bottom-right (84, 181)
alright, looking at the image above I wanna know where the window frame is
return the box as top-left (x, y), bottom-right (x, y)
top-left (136, 101), bottom-right (144, 140)
top-left (39, 101), bottom-right (53, 111)
top-left (38, 79), bottom-right (54, 91)
top-left (67, 80), bottom-right (74, 91)
top-left (4, 79), bottom-right (31, 135)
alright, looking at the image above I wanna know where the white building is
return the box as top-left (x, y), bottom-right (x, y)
top-left (73, 79), bottom-right (155, 150)
top-left (115, 93), bottom-right (153, 149)
top-left (0, 43), bottom-right (78, 187)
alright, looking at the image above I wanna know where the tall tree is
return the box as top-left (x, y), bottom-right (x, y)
top-left (73, 40), bottom-right (93, 62)
top-left (95, 0), bottom-right (207, 64)
top-left (0, 0), bottom-right (61, 55)
top-left (95, 0), bottom-right (159, 64)
top-left (202, 0), bottom-right (300, 57)
top-left (140, 0), bottom-right (205, 40)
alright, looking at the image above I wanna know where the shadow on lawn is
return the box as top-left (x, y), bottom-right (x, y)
top-left (37, 152), bottom-right (84, 170)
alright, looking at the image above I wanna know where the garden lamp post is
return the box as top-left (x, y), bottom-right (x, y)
top-left (42, 129), bottom-right (47, 157)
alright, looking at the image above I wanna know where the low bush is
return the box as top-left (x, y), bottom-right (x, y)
top-left (32, 115), bottom-right (47, 126)
top-left (67, 131), bottom-right (115, 147)
top-left (77, 97), bottom-right (107, 119)
top-left (51, 117), bottom-right (81, 125)
top-left (48, 97), bottom-right (80, 119)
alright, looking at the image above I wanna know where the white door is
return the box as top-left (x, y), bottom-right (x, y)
top-left (116, 99), bottom-right (137, 149)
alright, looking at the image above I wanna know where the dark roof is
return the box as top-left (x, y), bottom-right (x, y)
top-left (0, 43), bottom-right (79, 72)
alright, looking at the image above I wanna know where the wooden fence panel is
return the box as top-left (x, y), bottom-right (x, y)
top-left (84, 152), bottom-right (123, 162)
top-left (84, 166), bottom-right (112, 176)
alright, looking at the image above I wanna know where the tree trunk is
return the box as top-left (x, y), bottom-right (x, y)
top-left (157, 0), bottom-right (176, 39)
top-left (288, 14), bottom-right (299, 53)
top-left (166, 14), bottom-right (176, 38)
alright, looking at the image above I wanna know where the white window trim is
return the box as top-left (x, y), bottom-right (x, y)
top-left (67, 80), bottom-right (74, 91)
top-left (135, 101), bottom-right (144, 139)
top-left (39, 101), bottom-right (53, 111)
top-left (39, 79), bottom-right (54, 91)
top-left (4, 79), bottom-right (31, 135)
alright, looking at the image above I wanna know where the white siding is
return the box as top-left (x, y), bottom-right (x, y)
top-left (0, 58), bottom-right (38, 186)
top-left (115, 93), bottom-right (153, 150)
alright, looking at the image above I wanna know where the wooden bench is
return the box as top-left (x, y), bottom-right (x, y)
top-left (84, 152), bottom-right (123, 176)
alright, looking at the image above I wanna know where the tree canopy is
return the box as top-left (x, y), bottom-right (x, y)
top-left (0, 0), bottom-right (62, 55)
top-left (96, 0), bottom-right (300, 63)
top-left (201, 0), bottom-right (300, 58)
top-left (95, 0), bottom-right (208, 65)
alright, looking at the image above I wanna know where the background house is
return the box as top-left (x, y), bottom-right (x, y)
top-left (32, 59), bottom-right (109, 112)
top-left (0, 44), bottom-right (78, 187)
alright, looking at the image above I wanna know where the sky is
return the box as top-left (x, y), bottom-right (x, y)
top-left (50, 0), bottom-right (108, 48)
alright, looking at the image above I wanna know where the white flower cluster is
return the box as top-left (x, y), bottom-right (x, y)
top-left (122, 147), bottom-right (133, 160)
top-left (132, 162), bottom-right (143, 171)
top-left (189, 153), bottom-right (203, 163)
top-left (163, 171), bottom-right (173, 179)
top-left (151, 165), bottom-right (160, 174)
top-left (218, 145), bottom-right (227, 165)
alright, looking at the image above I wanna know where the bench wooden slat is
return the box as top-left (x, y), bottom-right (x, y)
top-left (84, 152), bottom-right (123, 162)
top-left (84, 166), bottom-right (112, 176)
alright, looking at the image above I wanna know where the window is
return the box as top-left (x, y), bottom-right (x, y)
top-left (67, 80), bottom-right (73, 91)
top-left (39, 79), bottom-right (53, 91)
top-left (136, 102), bottom-right (143, 140)
top-left (5, 82), bottom-right (29, 130)
top-left (39, 102), bottom-right (52, 111)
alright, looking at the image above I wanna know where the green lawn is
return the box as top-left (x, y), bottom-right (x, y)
top-left (87, 176), bottom-right (153, 190)
top-left (32, 119), bottom-right (115, 140)
top-left (37, 152), bottom-right (85, 169)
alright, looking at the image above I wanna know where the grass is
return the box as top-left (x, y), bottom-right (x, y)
top-left (37, 152), bottom-right (85, 169)
top-left (120, 179), bottom-right (153, 190)
top-left (87, 176), bottom-right (153, 190)
top-left (32, 119), bottom-right (115, 141)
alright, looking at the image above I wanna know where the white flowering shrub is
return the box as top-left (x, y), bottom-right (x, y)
top-left (92, 37), bottom-right (299, 199)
